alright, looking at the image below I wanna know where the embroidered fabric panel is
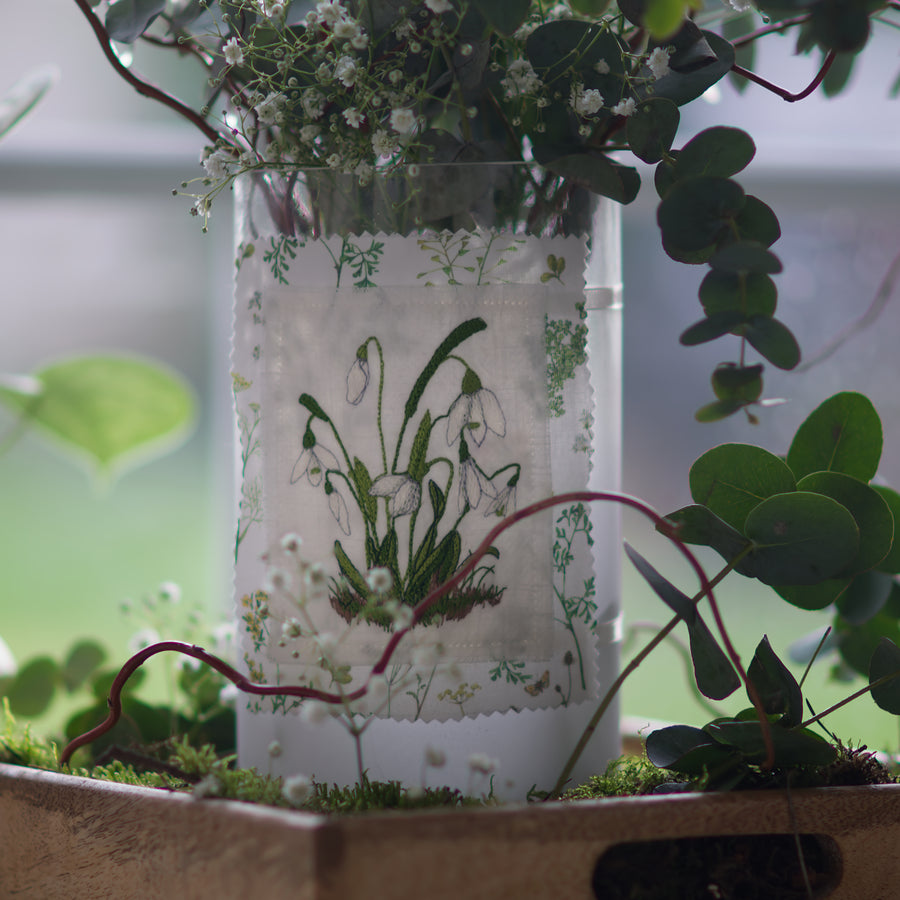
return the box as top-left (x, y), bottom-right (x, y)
top-left (233, 230), bottom-right (604, 720)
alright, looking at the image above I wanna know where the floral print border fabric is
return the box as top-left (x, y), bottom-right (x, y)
top-left (233, 227), bottom-right (607, 720)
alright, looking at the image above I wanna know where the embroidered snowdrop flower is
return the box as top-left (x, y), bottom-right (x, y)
top-left (369, 473), bottom-right (422, 517)
top-left (334, 55), bottom-right (359, 88)
top-left (425, 746), bottom-right (447, 768)
top-left (301, 88), bottom-right (326, 120)
top-left (342, 106), bottom-right (364, 128)
top-left (467, 753), bottom-right (498, 775)
top-left (425, 0), bottom-right (453, 12)
top-left (484, 476), bottom-right (518, 517)
top-left (611, 97), bottom-right (637, 117)
top-left (282, 617), bottom-right (303, 639)
top-left (366, 567), bottom-right (393, 595)
top-left (255, 92), bottom-right (285, 125)
top-left (222, 37), bottom-right (244, 67)
top-left (458, 452), bottom-right (496, 513)
top-left (570, 83), bottom-right (604, 116)
top-left (446, 370), bottom-right (506, 447)
top-left (346, 348), bottom-right (370, 405)
top-left (594, 59), bottom-right (610, 74)
top-left (290, 430), bottom-right (340, 487)
top-left (500, 58), bottom-right (542, 99)
top-left (325, 480), bottom-right (351, 535)
top-left (647, 46), bottom-right (672, 80)
top-left (282, 774), bottom-right (314, 806)
top-left (390, 107), bottom-right (417, 134)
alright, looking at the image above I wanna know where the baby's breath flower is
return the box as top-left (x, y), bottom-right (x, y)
top-left (306, 563), bottom-right (329, 595)
top-left (315, 631), bottom-right (339, 661)
top-left (301, 88), bottom-right (326, 120)
top-left (301, 699), bottom-right (332, 724)
top-left (128, 628), bottom-right (161, 654)
top-left (300, 124), bottom-right (321, 143)
top-left (594, 59), bottom-right (611, 75)
top-left (501, 58), bottom-right (542, 99)
top-left (283, 774), bottom-right (314, 806)
top-left (467, 752), bottom-right (498, 775)
top-left (611, 97), bottom-right (637, 117)
top-left (366, 567), bottom-right (393, 594)
top-left (201, 147), bottom-right (235, 180)
top-left (388, 69), bottom-right (404, 85)
top-left (158, 581), bottom-right (182, 604)
top-left (335, 55), bottom-right (359, 88)
top-left (342, 107), bottom-right (364, 128)
top-left (326, 152), bottom-right (342, 168)
top-left (425, 0), bottom-right (453, 12)
top-left (425, 745), bottom-right (447, 768)
top-left (391, 107), bottom-right (417, 133)
top-left (316, 0), bottom-right (348, 26)
top-left (333, 20), bottom-right (358, 40)
top-left (570, 84), bottom-right (604, 117)
top-left (412, 642), bottom-right (443, 668)
top-left (255, 92), bottom-right (286, 125)
top-left (371, 129), bottom-right (396, 157)
top-left (316, 62), bottom-right (333, 84)
top-left (223, 37), bottom-right (244, 67)
top-left (280, 533), bottom-right (303, 555)
top-left (258, 0), bottom-right (285, 17)
top-left (268, 740), bottom-right (283, 758)
top-left (647, 46), bottom-right (672, 80)
top-left (392, 604), bottom-right (414, 632)
top-left (265, 567), bottom-right (291, 592)
top-left (282, 617), bottom-right (303, 639)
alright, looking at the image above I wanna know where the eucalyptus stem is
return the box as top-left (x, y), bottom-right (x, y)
top-left (731, 50), bottom-right (837, 103)
top-left (799, 666), bottom-right (900, 730)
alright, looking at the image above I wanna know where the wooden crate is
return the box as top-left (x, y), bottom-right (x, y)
top-left (2, 763), bottom-right (899, 899)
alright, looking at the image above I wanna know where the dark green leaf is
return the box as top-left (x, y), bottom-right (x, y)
top-left (786, 391), bottom-right (883, 482)
top-left (695, 398), bottom-right (751, 422)
top-left (809, 3), bottom-right (870, 53)
top-left (526, 21), bottom-right (624, 82)
top-left (408, 411), bottom-right (432, 483)
top-left (734, 195), bottom-right (781, 247)
top-left (624, 544), bottom-right (739, 700)
top-left (645, 724), bottom-right (728, 774)
top-left (105, 0), bottom-right (166, 43)
top-left (689, 443), bottom-right (796, 532)
top-left (822, 51), bottom-right (856, 96)
top-left (741, 316), bottom-right (800, 370)
top-left (709, 241), bottom-right (782, 275)
top-left (835, 569), bottom-right (894, 625)
top-left (679, 311), bottom-right (746, 346)
top-left (470, 0), bottom-right (530, 34)
top-left (673, 127), bottom-right (756, 181)
top-left (626, 99), bottom-right (680, 164)
top-left (90, 666), bottom-right (146, 702)
top-left (657, 176), bottom-right (745, 255)
top-left (4, 657), bottom-right (59, 717)
top-left (334, 540), bottom-right (370, 597)
top-left (428, 479), bottom-right (447, 522)
top-left (723, 12), bottom-right (756, 93)
top-left (796, 472), bottom-right (893, 576)
top-left (705, 720), bottom-right (837, 767)
top-left (747, 636), bottom-right (803, 725)
top-left (839, 612), bottom-right (900, 677)
top-left (62, 641), bottom-right (107, 693)
top-left (644, 32), bottom-right (736, 107)
top-left (873, 486), bottom-right (900, 574)
top-left (743, 491), bottom-right (859, 585)
top-left (869, 637), bottom-right (900, 714)
top-left (700, 271), bottom-right (777, 317)
top-left (711, 364), bottom-right (764, 404)
top-left (774, 579), bottom-right (851, 611)
top-left (536, 150), bottom-right (640, 204)
top-left (661, 504), bottom-right (751, 563)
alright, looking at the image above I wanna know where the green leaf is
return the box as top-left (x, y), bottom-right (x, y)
top-left (709, 241), bottom-right (782, 275)
top-left (645, 32), bottom-right (736, 107)
top-left (747, 636), bottom-right (803, 725)
top-left (835, 569), bottom-right (894, 625)
top-left (786, 392), bottom-right (883, 482)
top-left (695, 398), bottom-right (750, 422)
top-left (353, 457), bottom-right (377, 523)
top-left (90, 666), bottom-right (145, 702)
top-left (734, 195), bottom-right (782, 247)
top-left (0, 66), bottom-right (59, 141)
top-left (470, 0), bottom-right (531, 34)
top-left (679, 311), bottom-right (746, 346)
top-left (643, 0), bottom-right (692, 38)
top-left (689, 443), bottom-right (796, 532)
top-left (661, 504), bottom-right (750, 562)
top-left (869, 637), bottom-right (900, 714)
top-left (567, 0), bottom-right (613, 13)
top-left (536, 150), bottom-right (641, 204)
top-left (0, 355), bottom-right (195, 478)
top-left (822, 51), bottom-right (856, 97)
top-left (645, 724), bottom-right (733, 774)
top-left (673, 127), bottom-right (756, 181)
top-left (4, 656), bottom-right (60, 717)
top-left (809, 3), bottom-right (870, 54)
top-left (62, 641), bottom-right (107, 693)
top-left (873, 486), bottom-right (900, 574)
top-left (705, 720), bottom-right (837, 767)
top-left (796, 472), bottom-right (893, 576)
top-left (428, 479), bottom-right (447, 522)
top-left (626, 99), bottom-right (680, 164)
top-left (334, 540), bottom-right (370, 598)
top-left (526, 21), bottom-right (625, 83)
top-left (774, 579), bottom-right (852, 612)
top-left (724, 12), bottom-right (756, 93)
top-left (743, 491), bottom-right (859, 585)
top-left (105, 0), bottom-right (167, 43)
top-left (624, 544), bottom-right (739, 700)
top-left (710, 364), bottom-right (763, 404)
top-left (408, 411), bottom-right (432, 484)
top-left (741, 316), bottom-right (801, 370)
top-left (839, 613), bottom-right (900, 677)
top-left (700, 271), bottom-right (777, 317)
top-left (657, 176), bottom-right (745, 256)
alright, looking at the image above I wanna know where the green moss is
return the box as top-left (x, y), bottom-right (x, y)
top-left (562, 755), bottom-right (683, 800)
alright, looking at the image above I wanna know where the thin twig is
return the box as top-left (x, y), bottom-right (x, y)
top-left (730, 51), bottom-right (837, 102)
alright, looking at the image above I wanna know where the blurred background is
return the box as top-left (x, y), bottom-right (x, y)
top-left (2, 4), bottom-right (899, 749)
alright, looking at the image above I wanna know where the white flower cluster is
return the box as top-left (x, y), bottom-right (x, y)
top-left (570, 83), bottom-right (604, 117)
top-left (500, 58), bottom-right (542, 99)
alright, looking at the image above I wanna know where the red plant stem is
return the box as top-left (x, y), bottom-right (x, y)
top-left (729, 15), bottom-right (812, 48)
top-left (71, 0), bottom-right (224, 145)
top-left (731, 50), bottom-right (837, 103)
top-left (60, 490), bottom-right (774, 774)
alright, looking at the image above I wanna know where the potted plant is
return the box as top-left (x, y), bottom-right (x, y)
top-left (3, 0), bottom-right (900, 896)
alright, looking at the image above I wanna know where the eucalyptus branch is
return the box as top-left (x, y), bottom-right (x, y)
top-left (731, 50), bottom-right (837, 103)
top-left (798, 667), bottom-right (900, 730)
top-left (71, 0), bottom-right (224, 145)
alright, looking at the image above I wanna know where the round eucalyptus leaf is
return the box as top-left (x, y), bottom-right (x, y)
top-left (658, 175), bottom-right (746, 257)
top-left (5, 656), bottom-right (60, 718)
top-left (105, 0), bottom-right (167, 43)
top-left (835, 570), bottom-right (894, 625)
top-left (62, 640), bottom-right (108, 693)
top-left (734, 195), bottom-right (781, 247)
top-left (709, 241), bottom-right (782, 275)
top-left (654, 154), bottom-right (679, 198)
top-left (673, 126), bottom-right (756, 180)
top-left (839, 613), bottom-right (900, 677)
top-left (470, 0), bottom-right (531, 34)
top-left (869, 637), bottom-right (900, 714)
top-left (774, 578), bottom-right (852, 612)
top-left (705, 721), bottom-right (837, 767)
top-left (797, 472), bottom-right (894, 576)
top-left (645, 724), bottom-right (721, 772)
top-left (680, 311), bottom-right (746, 346)
top-left (694, 398), bottom-right (748, 422)
top-left (659, 504), bottom-right (749, 562)
top-left (626, 98), bottom-right (680, 163)
top-left (873, 486), bottom-right (900, 574)
top-left (786, 392), bottom-right (883, 482)
top-left (690, 443), bottom-right (796, 532)
top-left (810, 3), bottom-right (870, 53)
top-left (741, 316), bottom-right (801, 370)
top-left (711, 364), bottom-right (763, 403)
top-left (540, 151), bottom-right (640, 204)
top-left (743, 491), bottom-right (859, 585)
top-left (700, 270), bottom-right (777, 317)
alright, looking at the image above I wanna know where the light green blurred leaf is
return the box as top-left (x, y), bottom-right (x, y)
top-left (0, 355), bottom-right (195, 479)
top-left (0, 66), bottom-right (59, 141)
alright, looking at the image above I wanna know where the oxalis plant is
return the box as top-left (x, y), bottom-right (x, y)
top-left (42, 389), bottom-right (900, 805)
top-left (71, 0), bottom-right (899, 419)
